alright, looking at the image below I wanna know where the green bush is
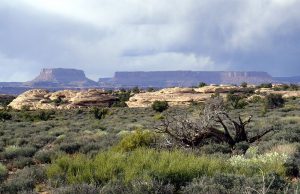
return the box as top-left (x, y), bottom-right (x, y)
top-left (198, 82), bottom-right (207, 87)
top-left (226, 93), bottom-right (248, 109)
top-left (91, 107), bottom-right (109, 120)
top-left (0, 162), bottom-right (8, 183)
top-left (0, 110), bottom-right (12, 122)
top-left (1, 166), bottom-right (45, 193)
top-left (47, 148), bottom-right (230, 187)
top-left (114, 130), bottom-right (157, 152)
top-left (258, 83), bottom-right (273, 88)
top-left (2, 145), bottom-right (37, 160)
top-left (11, 157), bottom-right (34, 169)
top-left (265, 94), bottom-right (285, 109)
top-left (59, 142), bottom-right (82, 154)
top-left (34, 150), bottom-right (54, 164)
top-left (152, 101), bottom-right (169, 112)
top-left (241, 82), bottom-right (248, 88)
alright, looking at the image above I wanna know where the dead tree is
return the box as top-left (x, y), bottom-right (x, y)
top-left (156, 97), bottom-right (277, 148)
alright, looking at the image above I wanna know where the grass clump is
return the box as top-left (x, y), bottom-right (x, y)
top-left (114, 130), bottom-right (157, 152)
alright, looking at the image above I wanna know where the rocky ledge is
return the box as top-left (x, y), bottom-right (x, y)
top-left (126, 86), bottom-right (252, 107)
top-left (9, 89), bottom-right (118, 110)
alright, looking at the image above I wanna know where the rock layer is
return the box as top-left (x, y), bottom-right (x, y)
top-left (126, 86), bottom-right (249, 107)
top-left (9, 89), bottom-right (118, 110)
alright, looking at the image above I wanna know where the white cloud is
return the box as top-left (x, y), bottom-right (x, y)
top-left (0, 0), bottom-right (299, 81)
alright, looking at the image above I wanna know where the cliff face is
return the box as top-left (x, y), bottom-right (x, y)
top-left (99, 71), bottom-right (274, 87)
top-left (27, 68), bottom-right (98, 87)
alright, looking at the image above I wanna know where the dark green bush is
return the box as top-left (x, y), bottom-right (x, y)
top-left (0, 110), bottom-right (12, 122)
top-left (91, 107), bottom-right (109, 120)
top-left (198, 82), bottom-right (207, 87)
top-left (2, 146), bottom-right (37, 160)
top-left (226, 93), bottom-right (248, 109)
top-left (241, 82), bottom-right (248, 88)
top-left (152, 101), bottom-right (169, 112)
top-left (59, 142), bottom-right (82, 154)
top-left (258, 83), bottom-right (273, 88)
top-left (0, 163), bottom-right (8, 183)
top-left (265, 94), bottom-right (285, 109)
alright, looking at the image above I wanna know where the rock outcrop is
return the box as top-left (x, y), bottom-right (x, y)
top-left (126, 85), bottom-right (250, 107)
top-left (255, 88), bottom-right (300, 98)
top-left (9, 89), bottom-right (118, 110)
top-left (26, 68), bottom-right (98, 87)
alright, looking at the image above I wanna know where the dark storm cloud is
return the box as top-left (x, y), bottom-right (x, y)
top-left (0, 0), bottom-right (299, 81)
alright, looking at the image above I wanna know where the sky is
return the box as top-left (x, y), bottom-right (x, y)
top-left (0, 0), bottom-right (299, 82)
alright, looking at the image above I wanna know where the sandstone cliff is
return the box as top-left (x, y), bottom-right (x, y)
top-left (9, 89), bottom-right (117, 110)
top-left (26, 68), bottom-right (98, 87)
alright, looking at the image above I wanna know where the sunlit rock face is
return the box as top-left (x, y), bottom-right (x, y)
top-left (126, 86), bottom-right (251, 107)
top-left (9, 89), bottom-right (118, 110)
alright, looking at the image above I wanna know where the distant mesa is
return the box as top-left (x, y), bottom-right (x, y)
top-left (0, 68), bottom-right (300, 95)
top-left (99, 71), bottom-right (275, 87)
top-left (25, 68), bottom-right (98, 87)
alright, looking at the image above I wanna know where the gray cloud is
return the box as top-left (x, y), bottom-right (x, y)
top-left (0, 0), bottom-right (299, 81)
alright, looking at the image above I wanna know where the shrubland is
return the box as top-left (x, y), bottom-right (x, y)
top-left (0, 89), bottom-right (299, 193)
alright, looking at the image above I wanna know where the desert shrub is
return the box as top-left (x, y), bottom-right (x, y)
top-left (2, 145), bottom-right (37, 160)
top-left (181, 172), bottom-right (287, 194)
top-left (198, 82), bottom-right (207, 87)
top-left (265, 94), bottom-right (285, 109)
top-left (59, 142), bottom-right (82, 154)
top-left (152, 101), bottom-right (169, 112)
top-left (53, 184), bottom-right (101, 194)
top-left (181, 176), bottom-right (227, 194)
top-left (1, 166), bottom-right (45, 193)
top-left (289, 84), bottom-right (299, 91)
top-left (0, 110), bottom-right (12, 122)
top-left (200, 143), bottom-right (232, 154)
top-left (112, 90), bottom-right (131, 107)
top-left (226, 93), bottom-right (248, 109)
top-left (241, 82), bottom-right (248, 88)
top-left (229, 152), bottom-right (288, 176)
top-left (91, 107), bottom-right (109, 120)
top-left (0, 162), bottom-right (8, 183)
top-left (114, 130), bottom-right (157, 152)
top-left (249, 95), bottom-right (263, 103)
top-left (36, 110), bottom-right (55, 121)
top-left (131, 86), bottom-right (140, 94)
top-left (47, 148), bottom-right (230, 187)
top-left (34, 150), bottom-right (54, 164)
top-left (10, 157), bottom-right (34, 169)
top-left (147, 87), bottom-right (156, 92)
top-left (258, 83), bottom-right (273, 88)
top-left (19, 110), bottom-right (55, 121)
top-left (99, 179), bottom-right (175, 194)
top-left (234, 141), bottom-right (250, 154)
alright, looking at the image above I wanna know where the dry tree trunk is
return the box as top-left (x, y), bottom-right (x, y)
top-left (156, 97), bottom-right (276, 148)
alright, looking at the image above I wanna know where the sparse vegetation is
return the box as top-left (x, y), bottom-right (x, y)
top-left (0, 88), bottom-right (299, 193)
